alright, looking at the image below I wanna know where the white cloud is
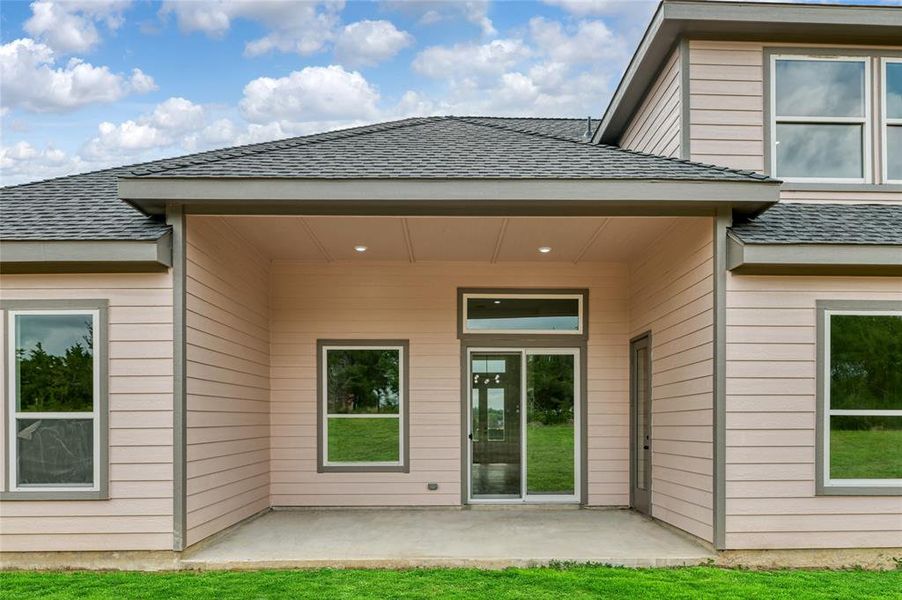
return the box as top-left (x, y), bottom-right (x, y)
top-left (408, 16), bottom-right (629, 117)
top-left (24, 0), bottom-right (132, 54)
top-left (0, 38), bottom-right (155, 113)
top-left (384, 1), bottom-right (495, 36)
top-left (334, 20), bottom-right (413, 67)
top-left (0, 141), bottom-right (93, 185)
top-left (542, 0), bottom-right (646, 15)
top-left (529, 17), bottom-right (621, 64)
top-left (239, 65), bottom-right (380, 124)
top-left (413, 39), bottom-right (531, 80)
top-left (161, 0), bottom-right (344, 57)
top-left (81, 97), bottom-right (206, 159)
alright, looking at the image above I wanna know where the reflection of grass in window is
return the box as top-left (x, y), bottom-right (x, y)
top-left (831, 430), bottom-right (902, 479)
top-left (527, 423), bottom-right (574, 493)
top-left (328, 418), bottom-right (399, 463)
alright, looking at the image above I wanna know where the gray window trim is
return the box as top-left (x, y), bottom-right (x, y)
top-left (457, 288), bottom-right (589, 343)
top-left (316, 339), bottom-right (410, 474)
top-left (815, 299), bottom-right (902, 496)
top-left (764, 47), bottom-right (902, 186)
top-left (1, 299), bottom-right (109, 501)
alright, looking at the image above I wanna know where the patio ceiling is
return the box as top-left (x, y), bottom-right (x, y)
top-left (211, 215), bottom-right (683, 263)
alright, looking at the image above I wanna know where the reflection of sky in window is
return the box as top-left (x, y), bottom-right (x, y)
top-left (888, 126), bottom-right (902, 180)
top-left (887, 63), bottom-right (902, 119)
top-left (15, 314), bottom-right (93, 357)
top-left (472, 359), bottom-right (508, 374)
top-left (776, 60), bottom-right (864, 117)
top-left (467, 316), bottom-right (579, 331)
top-left (776, 124), bottom-right (862, 179)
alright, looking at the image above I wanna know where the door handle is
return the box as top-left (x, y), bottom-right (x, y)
top-left (468, 433), bottom-right (473, 440)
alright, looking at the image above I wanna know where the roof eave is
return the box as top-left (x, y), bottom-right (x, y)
top-left (119, 177), bottom-right (779, 217)
top-left (0, 234), bottom-right (173, 274)
top-left (727, 234), bottom-right (902, 276)
top-left (595, 0), bottom-right (902, 145)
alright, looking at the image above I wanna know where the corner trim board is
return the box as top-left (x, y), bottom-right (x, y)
top-left (713, 207), bottom-right (730, 550)
top-left (167, 205), bottom-right (187, 551)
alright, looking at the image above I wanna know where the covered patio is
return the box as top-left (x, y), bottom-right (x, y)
top-left (180, 507), bottom-right (714, 569)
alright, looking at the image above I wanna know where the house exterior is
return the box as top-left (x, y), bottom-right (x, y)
top-left (0, 0), bottom-right (899, 561)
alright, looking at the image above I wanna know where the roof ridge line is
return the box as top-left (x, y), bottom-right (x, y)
top-left (128, 117), bottom-right (443, 178)
top-left (452, 116), bottom-right (596, 145)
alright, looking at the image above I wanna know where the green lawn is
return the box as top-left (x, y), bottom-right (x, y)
top-left (527, 423), bottom-right (574, 494)
top-left (1, 567), bottom-right (899, 600)
top-left (328, 418), bottom-right (399, 462)
top-left (830, 429), bottom-right (902, 479)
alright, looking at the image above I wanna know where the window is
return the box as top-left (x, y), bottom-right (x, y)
top-left (4, 302), bottom-right (107, 499)
top-left (461, 292), bottom-right (585, 335)
top-left (772, 56), bottom-right (870, 182)
top-left (318, 341), bottom-right (408, 472)
top-left (818, 303), bottom-right (902, 494)
top-left (883, 59), bottom-right (902, 183)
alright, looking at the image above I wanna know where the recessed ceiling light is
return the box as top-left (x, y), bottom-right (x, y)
top-left (493, 300), bottom-right (502, 304)
top-left (538, 246), bottom-right (552, 254)
top-left (354, 245), bottom-right (368, 253)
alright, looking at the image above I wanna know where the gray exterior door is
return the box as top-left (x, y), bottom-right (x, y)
top-left (630, 334), bottom-right (652, 515)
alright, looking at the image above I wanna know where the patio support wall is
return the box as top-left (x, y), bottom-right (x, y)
top-left (268, 262), bottom-right (631, 507)
top-left (185, 217), bottom-right (271, 546)
top-left (628, 217), bottom-right (715, 543)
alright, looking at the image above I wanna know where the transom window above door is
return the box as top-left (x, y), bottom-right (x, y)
top-left (460, 291), bottom-right (587, 336)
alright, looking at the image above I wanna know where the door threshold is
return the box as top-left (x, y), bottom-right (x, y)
top-left (465, 503), bottom-right (582, 510)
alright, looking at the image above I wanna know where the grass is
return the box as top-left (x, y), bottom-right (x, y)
top-left (830, 429), bottom-right (902, 479)
top-left (527, 423), bottom-right (574, 494)
top-left (327, 417), bottom-right (399, 462)
top-left (1, 566), bottom-right (900, 600)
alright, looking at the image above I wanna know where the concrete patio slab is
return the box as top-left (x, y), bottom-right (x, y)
top-left (180, 507), bottom-right (715, 569)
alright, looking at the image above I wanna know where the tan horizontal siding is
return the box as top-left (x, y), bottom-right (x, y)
top-left (185, 217), bottom-right (270, 547)
top-left (0, 272), bottom-right (174, 552)
top-left (725, 274), bottom-right (902, 550)
top-left (619, 47), bottom-right (681, 158)
top-left (270, 261), bottom-right (631, 507)
top-left (629, 218), bottom-right (714, 543)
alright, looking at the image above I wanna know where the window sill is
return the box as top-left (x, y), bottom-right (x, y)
top-left (781, 182), bottom-right (902, 192)
top-left (816, 484), bottom-right (902, 496)
top-left (0, 489), bottom-right (108, 501)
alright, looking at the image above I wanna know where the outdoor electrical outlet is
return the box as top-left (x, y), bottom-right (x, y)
top-left (427, 483), bottom-right (439, 491)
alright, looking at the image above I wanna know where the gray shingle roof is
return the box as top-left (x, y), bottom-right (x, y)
top-left (131, 116), bottom-right (772, 181)
top-left (730, 203), bottom-right (902, 245)
top-left (2, 116), bottom-right (774, 242)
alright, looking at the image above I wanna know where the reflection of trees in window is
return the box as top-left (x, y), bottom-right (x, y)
top-left (327, 349), bottom-right (399, 414)
top-left (831, 315), bottom-right (902, 428)
top-left (17, 322), bottom-right (93, 412)
top-left (527, 355), bottom-right (575, 425)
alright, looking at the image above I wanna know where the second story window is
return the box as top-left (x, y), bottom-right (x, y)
top-left (772, 57), bottom-right (870, 183)
top-left (884, 59), bottom-right (902, 184)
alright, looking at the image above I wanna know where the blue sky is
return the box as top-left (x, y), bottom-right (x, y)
top-left (1, 0), bottom-right (898, 185)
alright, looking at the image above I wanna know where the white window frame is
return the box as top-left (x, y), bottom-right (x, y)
top-left (320, 344), bottom-right (405, 469)
top-left (461, 293), bottom-right (584, 336)
top-left (770, 54), bottom-right (872, 184)
top-left (7, 309), bottom-right (101, 493)
top-left (822, 309), bottom-right (902, 489)
top-left (882, 57), bottom-right (902, 184)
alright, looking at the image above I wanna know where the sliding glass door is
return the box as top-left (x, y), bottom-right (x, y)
top-left (468, 348), bottom-right (579, 503)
